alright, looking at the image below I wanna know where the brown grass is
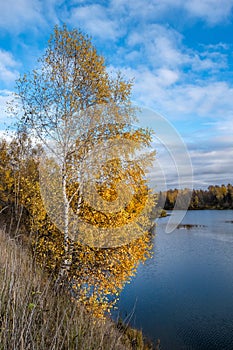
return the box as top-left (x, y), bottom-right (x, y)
top-left (0, 230), bottom-right (153, 350)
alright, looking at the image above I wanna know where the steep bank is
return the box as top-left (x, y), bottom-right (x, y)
top-left (0, 229), bottom-right (153, 350)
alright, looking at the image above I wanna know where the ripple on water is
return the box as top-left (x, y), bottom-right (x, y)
top-left (177, 316), bottom-right (233, 350)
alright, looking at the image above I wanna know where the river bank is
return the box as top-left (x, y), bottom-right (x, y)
top-left (0, 228), bottom-right (154, 350)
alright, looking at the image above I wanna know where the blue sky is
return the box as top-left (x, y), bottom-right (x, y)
top-left (0, 0), bottom-right (233, 189)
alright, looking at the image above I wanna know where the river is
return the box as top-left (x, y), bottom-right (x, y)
top-left (115, 210), bottom-right (233, 350)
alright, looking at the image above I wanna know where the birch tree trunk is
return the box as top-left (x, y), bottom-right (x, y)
top-left (56, 169), bottom-right (73, 285)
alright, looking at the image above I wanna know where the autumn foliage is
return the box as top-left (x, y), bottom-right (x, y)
top-left (0, 135), bottom-right (155, 317)
top-left (1, 25), bottom-right (156, 317)
top-left (157, 185), bottom-right (233, 210)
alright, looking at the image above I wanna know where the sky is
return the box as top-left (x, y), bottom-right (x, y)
top-left (0, 0), bottom-right (233, 189)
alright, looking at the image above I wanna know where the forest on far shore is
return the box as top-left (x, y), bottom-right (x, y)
top-left (156, 184), bottom-right (233, 210)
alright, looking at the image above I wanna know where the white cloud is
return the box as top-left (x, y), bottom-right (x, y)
top-left (111, 0), bottom-right (233, 25)
top-left (150, 137), bottom-right (233, 190)
top-left (0, 0), bottom-right (231, 188)
top-left (68, 4), bottom-right (122, 40)
top-left (125, 23), bottom-right (228, 74)
top-left (0, 0), bottom-right (45, 33)
top-left (184, 0), bottom-right (233, 25)
top-left (167, 82), bottom-right (233, 118)
top-left (182, 119), bottom-right (233, 188)
top-left (126, 25), bottom-right (186, 69)
top-left (114, 22), bottom-right (233, 119)
top-left (190, 147), bottom-right (233, 186)
top-left (0, 0), bottom-right (231, 42)
top-left (117, 62), bottom-right (233, 121)
top-left (0, 50), bottom-right (19, 86)
top-left (214, 118), bottom-right (233, 133)
top-left (156, 68), bottom-right (179, 86)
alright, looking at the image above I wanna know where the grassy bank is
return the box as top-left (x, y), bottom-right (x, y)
top-left (0, 229), bottom-right (153, 350)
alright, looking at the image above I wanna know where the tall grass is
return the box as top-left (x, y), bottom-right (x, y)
top-left (0, 230), bottom-right (153, 350)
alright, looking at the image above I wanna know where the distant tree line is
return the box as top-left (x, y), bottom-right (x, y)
top-left (157, 184), bottom-right (233, 210)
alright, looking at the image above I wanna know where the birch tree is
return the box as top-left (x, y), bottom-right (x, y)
top-left (15, 25), bottom-right (155, 287)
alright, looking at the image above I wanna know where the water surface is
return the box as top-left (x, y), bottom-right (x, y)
top-left (115, 210), bottom-right (233, 350)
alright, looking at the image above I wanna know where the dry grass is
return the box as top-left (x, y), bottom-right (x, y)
top-left (0, 230), bottom-right (152, 350)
